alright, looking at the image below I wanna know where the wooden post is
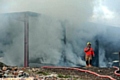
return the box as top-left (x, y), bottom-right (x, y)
top-left (24, 13), bottom-right (29, 67)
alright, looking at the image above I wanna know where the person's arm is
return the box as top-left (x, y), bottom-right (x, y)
top-left (84, 47), bottom-right (90, 52)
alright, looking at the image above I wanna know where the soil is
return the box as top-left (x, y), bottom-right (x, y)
top-left (43, 67), bottom-right (120, 80)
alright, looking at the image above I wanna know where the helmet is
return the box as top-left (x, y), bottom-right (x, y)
top-left (87, 42), bottom-right (91, 45)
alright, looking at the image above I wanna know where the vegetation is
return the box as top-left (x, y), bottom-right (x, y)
top-left (37, 71), bottom-right (49, 75)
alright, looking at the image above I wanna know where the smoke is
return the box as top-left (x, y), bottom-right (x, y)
top-left (0, 0), bottom-right (94, 24)
top-left (0, 0), bottom-right (120, 67)
top-left (29, 15), bottom-right (63, 65)
top-left (91, 0), bottom-right (120, 27)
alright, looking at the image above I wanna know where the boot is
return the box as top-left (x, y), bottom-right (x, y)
top-left (89, 60), bottom-right (92, 67)
top-left (86, 60), bottom-right (89, 67)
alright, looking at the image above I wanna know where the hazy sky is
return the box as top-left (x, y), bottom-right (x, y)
top-left (0, 0), bottom-right (120, 26)
top-left (0, 0), bottom-right (93, 24)
top-left (0, 1), bottom-right (93, 15)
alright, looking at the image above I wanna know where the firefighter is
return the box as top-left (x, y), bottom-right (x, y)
top-left (84, 42), bottom-right (95, 67)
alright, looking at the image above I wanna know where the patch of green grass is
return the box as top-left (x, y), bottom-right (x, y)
top-left (64, 75), bottom-right (71, 78)
top-left (58, 74), bottom-right (64, 78)
top-left (37, 71), bottom-right (49, 75)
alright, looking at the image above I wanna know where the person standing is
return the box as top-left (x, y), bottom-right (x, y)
top-left (84, 42), bottom-right (95, 67)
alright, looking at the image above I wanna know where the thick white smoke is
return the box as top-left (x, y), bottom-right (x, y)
top-left (0, 0), bottom-right (120, 67)
top-left (29, 15), bottom-right (63, 65)
top-left (0, 14), bottom-right (63, 66)
top-left (0, 14), bottom-right (24, 66)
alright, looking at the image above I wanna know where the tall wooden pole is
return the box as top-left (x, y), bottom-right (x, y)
top-left (24, 13), bottom-right (29, 67)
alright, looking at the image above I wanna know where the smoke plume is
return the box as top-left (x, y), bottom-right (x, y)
top-left (0, 0), bottom-right (120, 67)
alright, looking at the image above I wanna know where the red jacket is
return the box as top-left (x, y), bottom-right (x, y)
top-left (84, 47), bottom-right (94, 56)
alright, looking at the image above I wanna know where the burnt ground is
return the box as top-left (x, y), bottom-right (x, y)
top-left (43, 67), bottom-right (120, 80)
top-left (80, 67), bottom-right (120, 80)
top-left (0, 62), bottom-right (119, 80)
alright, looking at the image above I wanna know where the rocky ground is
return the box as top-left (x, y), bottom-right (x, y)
top-left (80, 67), bottom-right (120, 80)
top-left (0, 62), bottom-right (120, 80)
top-left (43, 66), bottom-right (120, 80)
